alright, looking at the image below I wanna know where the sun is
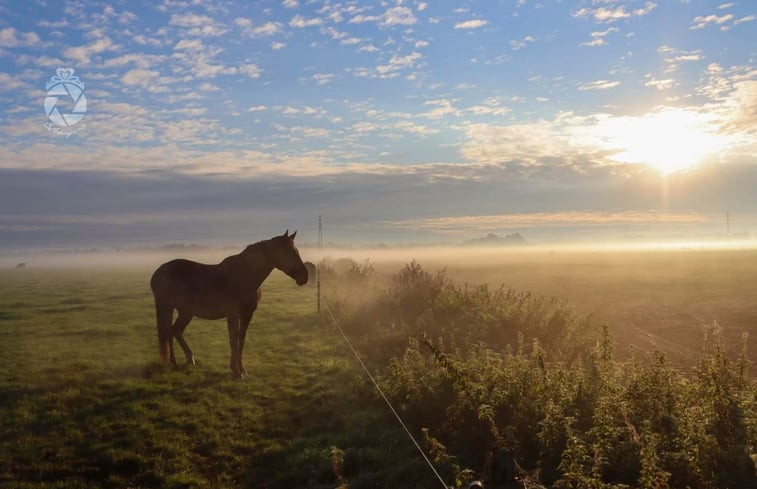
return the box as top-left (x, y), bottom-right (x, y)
top-left (600, 108), bottom-right (725, 174)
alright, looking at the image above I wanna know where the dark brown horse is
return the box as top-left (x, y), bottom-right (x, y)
top-left (150, 230), bottom-right (308, 378)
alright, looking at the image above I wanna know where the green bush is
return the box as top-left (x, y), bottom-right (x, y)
top-left (327, 261), bottom-right (757, 488)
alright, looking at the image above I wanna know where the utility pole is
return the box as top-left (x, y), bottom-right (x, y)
top-left (317, 214), bottom-right (322, 313)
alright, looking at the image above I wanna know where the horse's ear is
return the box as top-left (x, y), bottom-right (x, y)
top-left (290, 230), bottom-right (297, 240)
top-left (283, 229), bottom-right (289, 237)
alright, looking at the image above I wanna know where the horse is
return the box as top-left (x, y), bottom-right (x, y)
top-left (150, 230), bottom-right (308, 379)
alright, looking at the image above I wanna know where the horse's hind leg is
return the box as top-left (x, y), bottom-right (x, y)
top-left (172, 312), bottom-right (195, 365)
top-left (227, 315), bottom-right (241, 379)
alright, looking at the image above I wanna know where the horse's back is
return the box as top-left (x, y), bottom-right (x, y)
top-left (151, 259), bottom-right (231, 314)
top-left (151, 259), bottom-right (217, 291)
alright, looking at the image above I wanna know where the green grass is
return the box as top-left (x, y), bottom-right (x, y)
top-left (0, 268), bottom-right (432, 489)
top-left (3, 258), bottom-right (755, 488)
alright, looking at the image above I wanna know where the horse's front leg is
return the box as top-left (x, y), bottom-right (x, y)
top-left (226, 314), bottom-right (241, 379)
top-left (237, 307), bottom-right (255, 377)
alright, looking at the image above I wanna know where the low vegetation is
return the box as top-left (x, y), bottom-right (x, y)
top-left (0, 261), bottom-right (755, 488)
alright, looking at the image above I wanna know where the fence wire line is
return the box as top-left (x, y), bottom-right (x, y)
top-left (320, 297), bottom-right (450, 489)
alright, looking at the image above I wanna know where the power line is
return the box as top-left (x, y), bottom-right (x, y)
top-left (321, 298), bottom-right (450, 489)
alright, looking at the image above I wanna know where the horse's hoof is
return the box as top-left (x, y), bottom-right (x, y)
top-left (231, 371), bottom-right (242, 380)
top-left (186, 356), bottom-right (196, 365)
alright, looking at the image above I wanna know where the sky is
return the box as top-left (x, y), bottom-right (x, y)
top-left (0, 0), bottom-right (755, 250)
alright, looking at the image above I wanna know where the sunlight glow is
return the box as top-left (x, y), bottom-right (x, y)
top-left (598, 109), bottom-right (727, 174)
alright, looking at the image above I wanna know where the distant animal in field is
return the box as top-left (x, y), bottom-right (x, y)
top-left (304, 261), bottom-right (317, 285)
top-left (150, 230), bottom-right (308, 379)
top-left (15, 263), bottom-right (26, 269)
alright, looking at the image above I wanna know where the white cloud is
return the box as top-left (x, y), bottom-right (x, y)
top-left (394, 120), bottom-right (438, 135)
top-left (690, 13), bottom-right (733, 30)
top-left (63, 36), bottom-right (117, 64)
top-left (121, 69), bottom-right (162, 89)
top-left (174, 38), bottom-right (203, 51)
top-left (375, 51), bottom-right (422, 78)
top-left (574, 2), bottom-right (656, 23)
top-left (248, 105), bottom-right (267, 111)
top-left (103, 53), bottom-right (166, 69)
top-left (271, 41), bottom-right (286, 50)
top-left (454, 19), bottom-right (488, 29)
top-left (349, 14), bottom-right (381, 24)
top-left (580, 27), bottom-right (617, 47)
top-left (0, 27), bottom-right (40, 48)
top-left (578, 79), bottom-right (621, 90)
top-left (349, 6), bottom-right (417, 27)
top-left (313, 73), bottom-right (335, 85)
top-left (236, 18), bottom-right (282, 37)
top-left (170, 13), bottom-right (212, 28)
top-left (734, 15), bottom-right (755, 25)
top-left (289, 15), bottom-right (323, 28)
top-left (510, 35), bottom-right (535, 50)
top-left (0, 72), bottom-right (25, 91)
top-left (645, 77), bottom-right (677, 90)
top-left (239, 64), bottom-right (262, 79)
top-left (283, 0), bottom-right (298, 8)
top-left (422, 99), bottom-right (461, 119)
top-left (382, 6), bottom-right (417, 26)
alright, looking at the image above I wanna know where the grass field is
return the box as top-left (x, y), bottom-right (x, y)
top-left (0, 267), bottom-right (435, 489)
top-left (1, 248), bottom-right (756, 488)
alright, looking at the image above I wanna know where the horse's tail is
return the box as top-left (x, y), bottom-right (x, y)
top-left (154, 301), bottom-right (173, 364)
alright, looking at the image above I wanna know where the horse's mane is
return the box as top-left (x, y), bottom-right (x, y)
top-left (242, 235), bottom-right (285, 255)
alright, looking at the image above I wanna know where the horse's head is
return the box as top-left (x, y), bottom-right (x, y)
top-left (268, 230), bottom-right (308, 286)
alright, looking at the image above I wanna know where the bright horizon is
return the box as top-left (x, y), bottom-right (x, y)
top-left (0, 0), bottom-right (756, 249)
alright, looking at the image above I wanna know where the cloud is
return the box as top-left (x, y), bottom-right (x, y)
top-left (383, 210), bottom-right (710, 231)
top-left (734, 15), bottom-right (755, 25)
top-left (289, 15), bottom-right (323, 28)
top-left (239, 64), bottom-right (262, 79)
top-left (393, 120), bottom-right (438, 136)
top-left (0, 72), bottom-right (25, 91)
top-left (690, 13), bottom-right (733, 30)
top-left (0, 27), bottom-right (40, 48)
top-left (645, 77), bottom-right (677, 90)
top-left (63, 36), bottom-right (117, 64)
top-left (349, 6), bottom-right (417, 27)
top-left (574, 2), bottom-right (657, 23)
top-left (580, 27), bottom-right (618, 47)
top-left (312, 73), bottom-right (335, 85)
top-left (382, 6), bottom-right (417, 26)
top-left (510, 35), bottom-right (535, 50)
top-left (578, 79), bottom-right (621, 91)
top-left (170, 13), bottom-right (227, 37)
top-left (235, 18), bottom-right (282, 37)
top-left (271, 41), bottom-right (286, 50)
top-left (466, 97), bottom-right (510, 115)
top-left (354, 51), bottom-right (422, 79)
top-left (103, 53), bottom-right (166, 69)
top-left (422, 99), bottom-right (461, 119)
top-left (454, 19), bottom-right (488, 29)
top-left (283, 0), bottom-right (298, 8)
